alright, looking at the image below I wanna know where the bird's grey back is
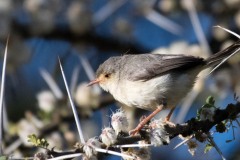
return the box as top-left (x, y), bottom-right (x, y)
top-left (118, 54), bottom-right (205, 81)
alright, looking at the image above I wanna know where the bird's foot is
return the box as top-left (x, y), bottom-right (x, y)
top-left (163, 116), bottom-right (174, 127)
top-left (163, 119), bottom-right (175, 127)
top-left (129, 128), bottom-right (139, 136)
top-left (129, 107), bottom-right (163, 136)
top-left (129, 117), bottom-right (148, 136)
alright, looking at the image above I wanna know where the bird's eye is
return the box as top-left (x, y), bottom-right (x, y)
top-left (105, 74), bottom-right (110, 78)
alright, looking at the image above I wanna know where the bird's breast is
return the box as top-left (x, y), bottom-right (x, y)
top-left (111, 73), bottom-right (197, 111)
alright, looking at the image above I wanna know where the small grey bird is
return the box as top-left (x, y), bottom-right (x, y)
top-left (88, 40), bottom-right (240, 135)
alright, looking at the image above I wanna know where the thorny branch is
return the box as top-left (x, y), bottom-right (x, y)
top-left (117, 102), bottom-right (240, 145)
top-left (37, 102), bottom-right (240, 159)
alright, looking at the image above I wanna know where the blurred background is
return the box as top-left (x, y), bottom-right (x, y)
top-left (1, 0), bottom-right (240, 159)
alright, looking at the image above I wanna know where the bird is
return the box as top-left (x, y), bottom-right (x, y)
top-left (88, 40), bottom-right (240, 135)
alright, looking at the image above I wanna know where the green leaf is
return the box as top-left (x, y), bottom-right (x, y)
top-left (196, 96), bottom-right (216, 121)
top-left (204, 143), bottom-right (213, 153)
top-left (206, 96), bottom-right (215, 105)
top-left (27, 134), bottom-right (49, 149)
top-left (27, 134), bottom-right (38, 146)
top-left (196, 108), bottom-right (202, 120)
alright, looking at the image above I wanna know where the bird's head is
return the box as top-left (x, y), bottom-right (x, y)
top-left (87, 57), bottom-right (120, 92)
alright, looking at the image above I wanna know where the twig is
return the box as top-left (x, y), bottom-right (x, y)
top-left (4, 138), bottom-right (22, 154)
top-left (40, 69), bottom-right (64, 99)
top-left (93, 0), bottom-right (127, 25)
top-left (207, 133), bottom-right (226, 160)
top-left (59, 58), bottom-right (85, 144)
top-left (70, 65), bottom-right (80, 96)
top-left (79, 55), bottom-right (101, 94)
top-left (145, 10), bottom-right (182, 35)
top-left (208, 48), bottom-right (240, 75)
top-left (214, 25), bottom-right (240, 39)
top-left (185, 0), bottom-right (211, 57)
top-left (0, 35), bottom-right (9, 155)
top-left (174, 135), bottom-right (193, 149)
top-left (115, 103), bottom-right (240, 145)
top-left (47, 153), bottom-right (82, 160)
top-left (95, 147), bottom-right (135, 159)
top-left (114, 144), bottom-right (153, 148)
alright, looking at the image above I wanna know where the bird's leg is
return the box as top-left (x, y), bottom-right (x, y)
top-left (129, 105), bottom-right (163, 136)
top-left (165, 107), bottom-right (176, 121)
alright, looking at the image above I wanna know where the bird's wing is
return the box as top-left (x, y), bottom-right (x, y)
top-left (123, 54), bottom-right (205, 81)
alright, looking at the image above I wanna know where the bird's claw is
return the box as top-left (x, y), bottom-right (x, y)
top-left (163, 119), bottom-right (175, 126)
top-left (129, 128), bottom-right (139, 136)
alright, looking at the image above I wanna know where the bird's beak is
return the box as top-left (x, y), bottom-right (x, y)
top-left (87, 79), bottom-right (101, 86)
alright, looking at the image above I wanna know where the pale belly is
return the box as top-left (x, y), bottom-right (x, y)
top-left (111, 73), bottom-right (197, 111)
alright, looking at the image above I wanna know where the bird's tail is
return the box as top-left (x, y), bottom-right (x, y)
top-left (206, 40), bottom-right (240, 73)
